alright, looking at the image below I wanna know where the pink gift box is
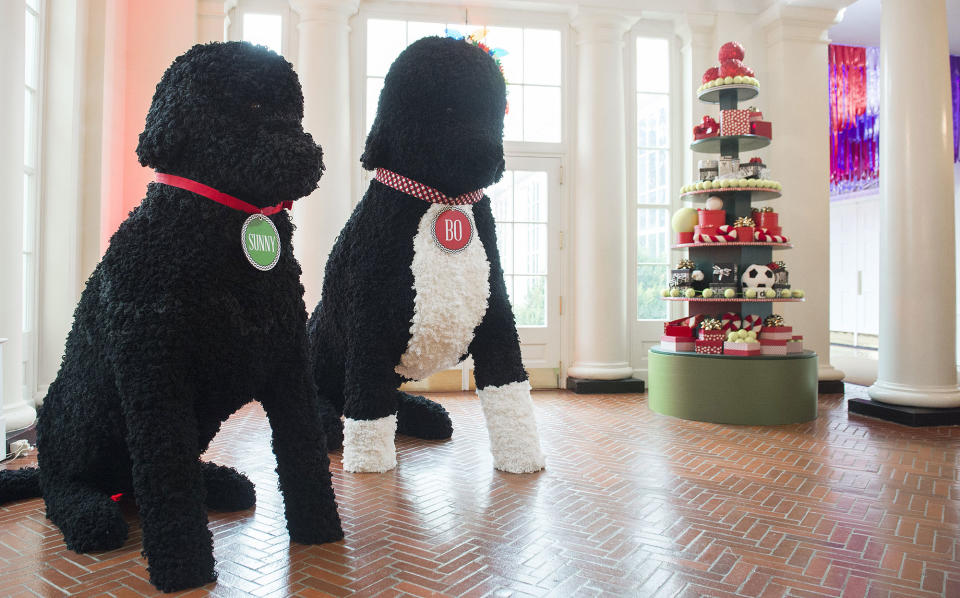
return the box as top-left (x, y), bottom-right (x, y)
top-left (661, 336), bottom-right (695, 352)
top-left (723, 341), bottom-right (761, 356)
top-left (761, 326), bottom-right (794, 341)
top-left (787, 335), bottom-right (803, 353)
top-left (720, 109), bottom-right (751, 136)
top-left (759, 338), bottom-right (787, 355)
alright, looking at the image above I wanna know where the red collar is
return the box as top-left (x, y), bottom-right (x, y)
top-left (154, 173), bottom-right (292, 215)
top-left (374, 168), bottom-right (484, 205)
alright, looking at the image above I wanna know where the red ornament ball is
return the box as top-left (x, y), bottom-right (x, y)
top-left (719, 58), bottom-right (744, 78)
top-left (739, 65), bottom-right (755, 77)
top-left (718, 41), bottom-right (745, 62)
top-left (702, 66), bottom-right (720, 83)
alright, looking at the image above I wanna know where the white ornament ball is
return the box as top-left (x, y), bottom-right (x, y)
top-left (692, 269), bottom-right (705, 282)
top-left (705, 196), bottom-right (724, 211)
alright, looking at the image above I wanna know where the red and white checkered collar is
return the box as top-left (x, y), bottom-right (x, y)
top-left (374, 168), bottom-right (485, 206)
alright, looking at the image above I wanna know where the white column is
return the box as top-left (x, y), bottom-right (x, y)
top-left (760, 4), bottom-right (845, 386)
top-left (289, 0), bottom-right (358, 310)
top-left (567, 11), bottom-right (637, 381)
top-left (0, 1), bottom-right (37, 431)
top-left (868, 0), bottom-right (960, 408)
top-left (676, 14), bottom-right (716, 185)
top-left (197, 0), bottom-right (228, 43)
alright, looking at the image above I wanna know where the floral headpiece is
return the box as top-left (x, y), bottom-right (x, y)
top-left (446, 27), bottom-right (509, 112)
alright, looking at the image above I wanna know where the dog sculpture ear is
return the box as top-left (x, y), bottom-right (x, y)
top-left (359, 119), bottom-right (389, 171)
top-left (136, 116), bottom-right (187, 171)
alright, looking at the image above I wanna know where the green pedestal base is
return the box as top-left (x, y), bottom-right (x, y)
top-left (648, 348), bottom-right (818, 425)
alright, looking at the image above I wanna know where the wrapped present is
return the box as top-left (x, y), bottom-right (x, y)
top-left (718, 156), bottom-right (740, 179)
top-left (698, 209), bottom-right (726, 227)
top-left (751, 207), bottom-right (778, 229)
top-left (762, 326), bottom-right (794, 341)
top-left (747, 108), bottom-right (763, 122)
top-left (664, 315), bottom-right (704, 337)
top-left (733, 216), bottom-right (755, 242)
top-left (712, 262), bottom-right (738, 284)
top-left (741, 314), bottom-right (764, 332)
top-left (661, 336), bottom-right (695, 352)
top-left (670, 270), bottom-right (692, 289)
top-left (759, 338), bottom-right (787, 355)
top-left (695, 339), bottom-right (723, 355)
top-left (724, 341), bottom-right (761, 356)
top-left (786, 336), bottom-right (803, 354)
top-left (693, 115), bottom-right (720, 140)
top-left (721, 311), bottom-right (742, 332)
top-left (677, 231), bottom-right (694, 244)
top-left (740, 157), bottom-right (765, 179)
top-left (664, 326), bottom-right (694, 338)
top-left (698, 159), bottom-right (718, 181)
top-left (699, 330), bottom-right (725, 341)
top-left (751, 120), bottom-right (772, 139)
top-left (720, 109), bottom-right (751, 136)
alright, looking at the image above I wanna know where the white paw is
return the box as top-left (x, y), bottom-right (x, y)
top-left (478, 380), bottom-right (545, 474)
top-left (342, 415), bottom-right (398, 473)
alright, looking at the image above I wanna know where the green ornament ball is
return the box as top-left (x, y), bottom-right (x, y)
top-left (671, 207), bottom-right (699, 233)
top-left (780, 289), bottom-right (792, 298)
top-left (794, 289), bottom-right (805, 298)
top-left (724, 288), bottom-right (736, 298)
top-left (661, 289), bottom-right (670, 297)
top-left (702, 288), bottom-right (714, 298)
top-left (744, 288), bottom-right (757, 299)
top-left (765, 288), bottom-right (777, 298)
top-left (670, 288), bottom-right (681, 297)
top-left (684, 288), bottom-right (697, 298)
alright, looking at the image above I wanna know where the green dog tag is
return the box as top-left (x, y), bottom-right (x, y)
top-left (241, 214), bottom-right (281, 271)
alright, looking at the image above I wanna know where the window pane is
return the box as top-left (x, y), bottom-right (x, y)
top-left (637, 150), bottom-right (669, 205)
top-left (366, 19), bottom-right (406, 77)
top-left (26, 0), bottom-right (39, 10)
top-left (24, 89), bottom-right (36, 168)
top-left (366, 77), bottom-right (384, 133)
top-left (523, 85), bottom-right (561, 143)
top-left (636, 208), bottom-right (668, 263)
top-left (636, 37), bottom-right (669, 93)
top-left (504, 84), bottom-right (523, 141)
top-left (637, 93), bottom-right (668, 148)
top-left (514, 223), bottom-right (546, 275)
top-left (496, 223), bottom-right (514, 275)
top-left (523, 29), bottom-right (561, 86)
top-left (23, 173), bottom-right (35, 252)
top-left (484, 26), bottom-right (523, 83)
top-left (242, 13), bottom-right (282, 55)
top-left (637, 265), bottom-right (667, 320)
top-left (512, 276), bottom-right (546, 326)
top-left (488, 171), bottom-right (513, 221)
top-left (25, 10), bottom-right (39, 89)
top-left (407, 21), bottom-right (446, 44)
top-left (513, 171), bottom-right (546, 222)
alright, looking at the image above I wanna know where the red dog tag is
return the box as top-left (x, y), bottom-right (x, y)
top-left (432, 208), bottom-right (472, 253)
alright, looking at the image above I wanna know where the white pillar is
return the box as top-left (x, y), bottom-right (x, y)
top-left (676, 14), bottom-right (716, 186)
top-left (868, 0), bottom-right (960, 408)
top-left (197, 0), bottom-right (227, 43)
top-left (289, 0), bottom-right (358, 310)
top-left (567, 11), bottom-right (637, 381)
top-left (0, 1), bottom-right (37, 431)
top-left (760, 4), bottom-right (846, 386)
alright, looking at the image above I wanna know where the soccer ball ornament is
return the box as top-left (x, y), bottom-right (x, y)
top-left (741, 264), bottom-right (774, 288)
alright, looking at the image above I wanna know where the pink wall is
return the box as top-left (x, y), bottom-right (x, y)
top-left (100, 0), bottom-right (197, 252)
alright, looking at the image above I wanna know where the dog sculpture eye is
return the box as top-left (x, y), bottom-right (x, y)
top-left (250, 102), bottom-right (262, 110)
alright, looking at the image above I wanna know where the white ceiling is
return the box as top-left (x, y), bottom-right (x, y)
top-left (828, 0), bottom-right (960, 54)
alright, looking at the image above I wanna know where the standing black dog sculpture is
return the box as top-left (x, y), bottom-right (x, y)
top-left (0, 42), bottom-right (342, 592)
top-left (307, 36), bottom-right (545, 474)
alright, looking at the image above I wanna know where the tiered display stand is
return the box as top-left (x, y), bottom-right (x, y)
top-left (648, 84), bottom-right (818, 425)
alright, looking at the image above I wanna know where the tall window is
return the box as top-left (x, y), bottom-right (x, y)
top-left (635, 37), bottom-right (671, 320)
top-left (23, 0), bottom-right (43, 399)
top-left (364, 20), bottom-right (562, 143)
top-left (242, 12), bottom-right (283, 54)
top-left (487, 171), bottom-right (548, 326)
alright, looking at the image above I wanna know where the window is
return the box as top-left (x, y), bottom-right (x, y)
top-left (242, 12), bottom-right (283, 54)
top-left (488, 170), bottom-right (548, 326)
top-left (635, 37), bottom-right (671, 320)
top-left (23, 0), bottom-right (43, 399)
top-left (364, 19), bottom-right (562, 143)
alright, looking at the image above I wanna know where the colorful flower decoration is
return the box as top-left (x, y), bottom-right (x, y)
top-left (446, 27), bottom-right (510, 113)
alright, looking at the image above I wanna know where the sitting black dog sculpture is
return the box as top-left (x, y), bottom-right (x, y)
top-left (307, 36), bottom-right (545, 474)
top-left (0, 42), bottom-right (342, 592)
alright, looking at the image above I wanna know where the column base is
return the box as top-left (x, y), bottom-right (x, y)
top-left (818, 379), bottom-right (845, 394)
top-left (566, 362), bottom-right (633, 381)
top-left (565, 377), bottom-right (645, 394)
top-left (2, 403), bottom-right (37, 432)
top-left (848, 398), bottom-right (960, 427)
top-left (868, 380), bottom-right (960, 408)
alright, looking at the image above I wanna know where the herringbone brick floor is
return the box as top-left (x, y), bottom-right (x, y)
top-left (1, 384), bottom-right (958, 597)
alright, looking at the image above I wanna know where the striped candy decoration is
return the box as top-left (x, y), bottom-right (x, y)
top-left (721, 312), bottom-right (742, 332)
top-left (693, 224), bottom-right (738, 243)
top-left (754, 228), bottom-right (790, 243)
top-left (742, 314), bottom-right (764, 332)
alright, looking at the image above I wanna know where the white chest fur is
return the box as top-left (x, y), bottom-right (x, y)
top-left (395, 203), bottom-right (491, 381)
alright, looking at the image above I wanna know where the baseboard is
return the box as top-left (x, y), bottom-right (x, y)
top-left (565, 377), bottom-right (645, 394)
top-left (818, 379), bottom-right (845, 394)
top-left (848, 398), bottom-right (960, 427)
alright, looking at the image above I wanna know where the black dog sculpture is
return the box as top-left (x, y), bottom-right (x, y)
top-left (0, 42), bottom-right (342, 592)
top-left (307, 36), bottom-right (545, 474)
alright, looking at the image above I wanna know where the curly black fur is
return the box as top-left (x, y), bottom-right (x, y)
top-left (307, 37), bottom-right (526, 447)
top-left (0, 467), bottom-right (41, 503)
top-left (0, 42), bottom-right (342, 593)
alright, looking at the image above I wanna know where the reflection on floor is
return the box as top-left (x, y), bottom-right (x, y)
top-left (1, 385), bottom-right (958, 597)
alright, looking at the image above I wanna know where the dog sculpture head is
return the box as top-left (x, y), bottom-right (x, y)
top-left (361, 36), bottom-right (507, 197)
top-left (137, 42), bottom-right (323, 208)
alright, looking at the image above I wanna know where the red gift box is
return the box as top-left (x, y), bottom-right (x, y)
top-left (724, 341), bottom-right (761, 356)
top-left (750, 120), bottom-right (772, 139)
top-left (735, 226), bottom-right (755, 241)
top-left (695, 339), bottom-right (723, 355)
top-left (763, 225), bottom-right (783, 236)
top-left (757, 211), bottom-right (778, 228)
top-left (698, 209), bottom-right (725, 227)
top-left (748, 109), bottom-right (764, 122)
top-left (677, 231), bottom-right (694, 243)
top-left (759, 338), bottom-right (787, 355)
top-left (661, 336), bottom-right (695, 352)
top-left (663, 325), bottom-right (694, 338)
top-left (693, 115), bottom-right (720, 140)
top-left (694, 225), bottom-right (719, 237)
top-left (699, 330), bottom-right (725, 341)
top-left (720, 109), bottom-right (751, 136)
top-left (761, 326), bottom-right (794, 341)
